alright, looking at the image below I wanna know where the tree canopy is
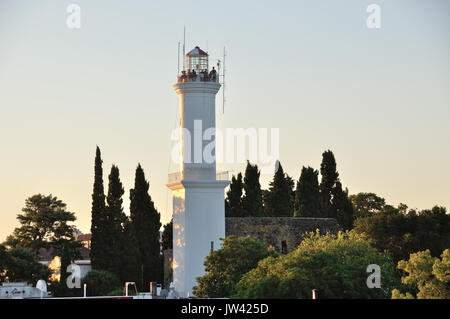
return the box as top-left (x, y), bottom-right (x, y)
top-left (82, 269), bottom-right (121, 296)
top-left (225, 173), bottom-right (245, 217)
top-left (353, 204), bottom-right (450, 263)
top-left (4, 194), bottom-right (77, 255)
top-left (130, 164), bottom-right (162, 289)
top-left (294, 166), bottom-right (321, 217)
top-left (264, 161), bottom-right (294, 217)
top-left (193, 236), bottom-right (277, 298)
top-left (392, 249), bottom-right (450, 299)
top-left (162, 219), bottom-right (173, 251)
top-left (0, 246), bottom-right (51, 284)
top-left (90, 146), bottom-right (107, 271)
top-left (319, 150), bottom-right (339, 216)
top-left (349, 192), bottom-right (386, 219)
top-left (242, 161), bottom-right (264, 217)
top-left (234, 231), bottom-right (399, 299)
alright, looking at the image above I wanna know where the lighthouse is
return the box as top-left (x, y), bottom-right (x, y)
top-left (167, 46), bottom-right (229, 297)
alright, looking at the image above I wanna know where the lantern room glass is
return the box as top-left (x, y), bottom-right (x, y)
top-left (186, 54), bottom-right (208, 73)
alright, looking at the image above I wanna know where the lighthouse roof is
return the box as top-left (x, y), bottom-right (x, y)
top-left (186, 46), bottom-right (208, 56)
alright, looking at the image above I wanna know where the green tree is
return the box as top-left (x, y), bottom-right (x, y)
top-left (162, 219), bottom-right (173, 251)
top-left (193, 236), bottom-right (278, 298)
top-left (4, 194), bottom-right (77, 254)
top-left (59, 242), bottom-right (74, 286)
top-left (225, 173), bottom-right (245, 217)
top-left (104, 165), bottom-right (127, 277)
top-left (349, 192), bottom-right (386, 219)
top-left (319, 150), bottom-right (339, 217)
top-left (90, 146), bottom-right (108, 271)
top-left (392, 249), bottom-right (450, 299)
top-left (234, 231), bottom-right (399, 299)
top-left (51, 241), bottom-right (82, 297)
top-left (331, 182), bottom-right (354, 230)
top-left (119, 218), bottom-right (141, 287)
top-left (0, 245), bottom-right (7, 282)
top-left (130, 164), bottom-right (162, 290)
top-left (294, 166), bottom-right (321, 217)
top-left (353, 205), bottom-right (450, 264)
top-left (264, 161), bottom-right (294, 217)
top-left (82, 270), bottom-right (121, 296)
top-left (1, 247), bottom-right (51, 284)
top-left (242, 161), bottom-right (264, 217)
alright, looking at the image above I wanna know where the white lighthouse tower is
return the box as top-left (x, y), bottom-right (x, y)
top-left (167, 46), bottom-right (229, 297)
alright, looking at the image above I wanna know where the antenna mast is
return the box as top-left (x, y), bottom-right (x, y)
top-left (177, 42), bottom-right (180, 74)
top-left (183, 25), bottom-right (186, 71)
top-left (222, 47), bottom-right (226, 114)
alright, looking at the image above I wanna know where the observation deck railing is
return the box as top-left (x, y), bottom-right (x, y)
top-left (168, 171), bottom-right (230, 183)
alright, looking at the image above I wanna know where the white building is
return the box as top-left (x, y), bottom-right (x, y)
top-left (167, 46), bottom-right (229, 298)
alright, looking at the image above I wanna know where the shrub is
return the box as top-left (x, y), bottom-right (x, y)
top-left (82, 269), bottom-right (121, 296)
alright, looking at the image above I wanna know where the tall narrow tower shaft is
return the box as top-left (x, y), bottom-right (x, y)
top-left (167, 46), bottom-right (229, 298)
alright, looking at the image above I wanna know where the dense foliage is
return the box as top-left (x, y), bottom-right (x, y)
top-left (90, 146), bottom-right (107, 271)
top-left (130, 164), bottom-right (162, 289)
top-left (82, 270), bottom-right (121, 296)
top-left (353, 205), bottom-right (450, 263)
top-left (234, 231), bottom-right (399, 299)
top-left (263, 161), bottom-right (294, 217)
top-left (349, 192), bottom-right (386, 219)
top-left (4, 194), bottom-right (78, 254)
top-left (242, 161), bottom-right (265, 217)
top-left (225, 173), bottom-right (245, 217)
top-left (102, 165), bottom-right (128, 277)
top-left (224, 151), bottom-right (354, 224)
top-left (294, 166), bottom-right (321, 217)
top-left (0, 246), bottom-right (51, 284)
top-left (161, 219), bottom-right (173, 250)
top-left (193, 236), bottom-right (277, 298)
top-left (392, 249), bottom-right (450, 299)
top-left (319, 150), bottom-right (354, 229)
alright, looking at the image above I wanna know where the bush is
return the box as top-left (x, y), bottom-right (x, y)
top-left (107, 288), bottom-right (124, 296)
top-left (193, 236), bottom-right (278, 298)
top-left (234, 231), bottom-right (399, 299)
top-left (82, 270), bottom-right (121, 296)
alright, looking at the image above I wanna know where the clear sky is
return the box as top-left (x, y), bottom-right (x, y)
top-left (0, 0), bottom-right (449, 241)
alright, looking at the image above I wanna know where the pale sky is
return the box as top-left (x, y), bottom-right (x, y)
top-left (0, 0), bottom-right (449, 241)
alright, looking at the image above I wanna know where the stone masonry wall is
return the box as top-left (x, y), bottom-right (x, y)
top-left (225, 217), bottom-right (342, 253)
top-left (163, 217), bottom-right (342, 286)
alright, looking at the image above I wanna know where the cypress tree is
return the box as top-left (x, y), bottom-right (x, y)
top-left (286, 174), bottom-right (296, 208)
top-left (59, 242), bottom-right (72, 295)
top-left (225, 173), bottom-right (244, 217)
top-left (264, 161), bottom-right (293, 217)
top-left (119, 218), bottom-right (142, 286)
top-left (294, 166), bottom-right (321, 217)
top-left (104, 165), bottom-right (126, 277)
top-left (319, 150), bottom-right (340, 217)
top-left (242, 161), bottom-right (264, 217)
top-left (331, 182), bottom-right (354, 230)
top-left (90, 146), bottom-right (107, 270)
top-left (130, 164), bottom-right (162, 291)
top-left (161, 219), bottom-right (173, 251)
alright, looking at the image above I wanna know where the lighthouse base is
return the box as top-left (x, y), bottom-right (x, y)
top-left (167, 179), bottom-right (229, 298)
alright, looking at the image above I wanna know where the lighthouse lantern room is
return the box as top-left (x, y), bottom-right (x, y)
top-left (186, 46), bottom-right (209, 72)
